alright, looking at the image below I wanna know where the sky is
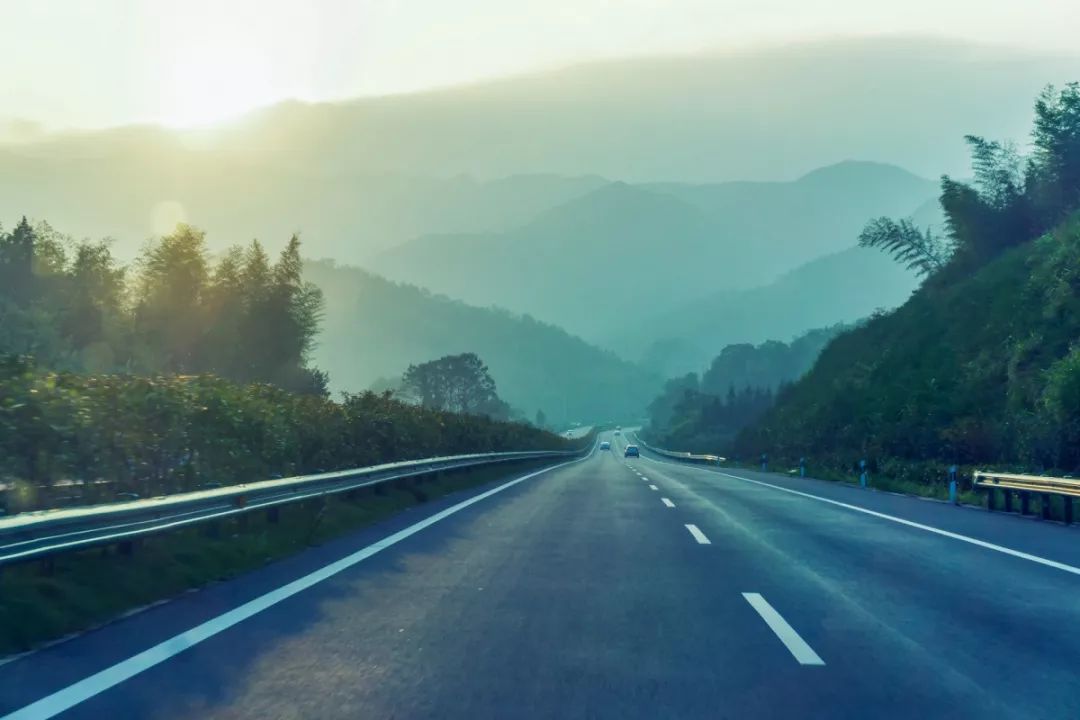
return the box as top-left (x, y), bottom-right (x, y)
top-left (1, 0), bottom-right (1078, 131)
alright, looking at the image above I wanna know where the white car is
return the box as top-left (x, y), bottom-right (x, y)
top-left (599, 441), bottom-right (611, 450)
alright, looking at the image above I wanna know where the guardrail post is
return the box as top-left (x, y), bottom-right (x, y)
top-left (1020, 492), bottom-right (1031, 516)
top-left (1004, 490), bottom-right (1013, 513)
top-left (118, 540), bottom-right (134, 556)
top-left (1064, 497), bottom-right (1074, 525)
top-left (1041, 493), bottom-right (1052, 520)
top-left (267, 506), bottom-right (280, 524)
top-left (986, 486), bottom-right (995, 511)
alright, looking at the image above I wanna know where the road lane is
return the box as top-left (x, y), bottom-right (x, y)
top-left (3, 431), bottom-right (1078, 718)
top-left (631, 447), bottom-right (1080, 718)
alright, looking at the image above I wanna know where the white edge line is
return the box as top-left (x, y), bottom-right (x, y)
top-left (709, 469), bottom-right (1080, 577)
top-left (661, 498), bottom-right (675, 508)
top-left (645, 454), bottom-right (1080, 578)
top-left (684, 523), bottom-right (711, 544)
top-left (1, 452), bottom-right (592, 720)
top-left (742, 592), bottom-right (824, 666)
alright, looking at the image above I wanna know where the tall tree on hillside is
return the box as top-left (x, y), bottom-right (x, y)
top-left (401, 353), bottom-right (509, 419)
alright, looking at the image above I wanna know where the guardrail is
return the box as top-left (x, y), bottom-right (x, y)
top-left (975, 470), bottom-right (1079, 524)
top-left (0, 446), bottom-right (591, 567)
top-left (632, 435), bottom-right (725, 465)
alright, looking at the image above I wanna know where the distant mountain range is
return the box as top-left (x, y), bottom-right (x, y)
top-left (304, 260), bottom-right (661, 426)
top-left (370, 161), bottom-right (936, 341)
top-left (610, 245), bottom-right (921, 377)
top-left (2, 36), bottom-right (1078, 262)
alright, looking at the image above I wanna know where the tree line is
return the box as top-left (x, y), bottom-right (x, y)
top-left (0, 221), bottom-right (325, 394)
top-left (860, 83), bottom-right (1080, 279)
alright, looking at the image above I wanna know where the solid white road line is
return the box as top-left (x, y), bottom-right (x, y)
top-left (643, 456), bottom-right (1080, 579)
top-left (0, 454), bottom-right (590, 720)
top-left (742, 593), bottom-right (825, 666)
top-left (661, 498), bottom-right (676, 508)
top-left (708, 470), bottom-right (1080, 578)
top-left (649, 485), bottom-right (659, 491)
top-left (685, 524), bottom-right (711, 544)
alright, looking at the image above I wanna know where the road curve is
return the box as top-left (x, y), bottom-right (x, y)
top-left (2, 432), bottom-right (1080, 719)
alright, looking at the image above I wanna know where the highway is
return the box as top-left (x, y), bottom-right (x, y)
top-left (3, 431), bottom-right (1080, 718)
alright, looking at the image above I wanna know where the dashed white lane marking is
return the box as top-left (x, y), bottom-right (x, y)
top-left (649, 485), bottom-right (659, 491)
top-left (661, 498), bottom-right (675, 508)
top-left (685, 524), bottom-right (711, 544)
top-left (742, 593), bottom-right (825, 666)
top-left (0, 455), bottom-right (592, 720)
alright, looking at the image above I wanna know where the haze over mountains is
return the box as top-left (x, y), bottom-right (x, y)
top-left (2, 35), bottom-right (1069, 422)
top-left (1, 37), bottom-right (1077, 263)
top-left (372, 161), bottom-right (934, 341)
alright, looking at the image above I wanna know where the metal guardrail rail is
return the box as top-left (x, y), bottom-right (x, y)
top-left (631, 435), bottom-right (725, 465)
top-left (975, 470), bottom-right (1079, 524)
top-left (0, 447), bottom-right (590, 566)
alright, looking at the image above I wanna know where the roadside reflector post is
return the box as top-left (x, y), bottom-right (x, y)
top-left (948, 465), bottom-right (958, 505)
top-left (761, 453), bottom-right (768, 472)
top-left (799, 458), bottom-right (806, 477)
top-left (859, 459), bottom-right (868, 488)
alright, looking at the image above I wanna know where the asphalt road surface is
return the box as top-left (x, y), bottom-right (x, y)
top-left (3, 431), bottom-right (1080, 719)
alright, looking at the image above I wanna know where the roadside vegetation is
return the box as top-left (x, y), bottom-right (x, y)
top-left (0, 356), bottom-right (568, 513)
top-left (732, 84), bottom-right (1080, 488)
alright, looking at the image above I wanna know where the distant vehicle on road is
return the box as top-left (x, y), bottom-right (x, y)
top-left (624, 445), bottom-right (639, 457)
top-left (599, 441), bottom-right (611, 450)
top-left (614, 429), bottom-right (621, 436)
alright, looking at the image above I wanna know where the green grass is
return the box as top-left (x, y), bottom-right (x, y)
top-left (0, 459), bottom-right (553, 656)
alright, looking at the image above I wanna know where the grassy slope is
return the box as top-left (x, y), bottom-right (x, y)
top-left (736, 213), bottom-right (1080, 478)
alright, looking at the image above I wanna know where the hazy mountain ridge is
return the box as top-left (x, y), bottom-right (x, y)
top-left (613, 245), bottom-right (921, 377)
top-left (372, 161), bottom-right (935, 343)
top-left (304, 260), bottom-right (661, 425)
top-left (2, 36), bottom-right (1077, 263)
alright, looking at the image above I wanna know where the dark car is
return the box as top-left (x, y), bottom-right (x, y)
top-left (624, 445), bottom-right (640, 458)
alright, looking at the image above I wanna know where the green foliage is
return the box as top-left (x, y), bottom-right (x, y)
top-left (857, 217), bottom-right (949, 277)
top-left (646, 326), bottom-right (844, 451)
top-left (400, 352), bottom-right (509, 419)
top-left (864, 84), bottom-right (1080, 277)
top-left (736, 211), bottom-right (1080, 475)
top-left (0, 219), bottom-right (325, 394)
top-left (0, 357), bottom-right (568, 512)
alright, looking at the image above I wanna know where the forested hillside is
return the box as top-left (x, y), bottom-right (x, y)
top-left (645, 325), bottom-right (845, 450)
top-left (737, 83), bottom-right (1080, 477)
top-left (305, 260), bottom-right (660, 425)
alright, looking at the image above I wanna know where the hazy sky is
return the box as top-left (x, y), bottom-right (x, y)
top-left (2, 0), bottom-right (1078, 130)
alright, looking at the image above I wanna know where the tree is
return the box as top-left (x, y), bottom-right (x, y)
top-left (858, 217), bottom-right (951, 277)
top-left (401, 353), bottom-right (509, 419)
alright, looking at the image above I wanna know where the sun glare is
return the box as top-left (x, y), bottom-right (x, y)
top-left (158, 43), bottom-right (282, 128)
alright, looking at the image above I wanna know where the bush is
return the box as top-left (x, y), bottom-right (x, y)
top-left (0, 356), bottom-right (570, 512)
